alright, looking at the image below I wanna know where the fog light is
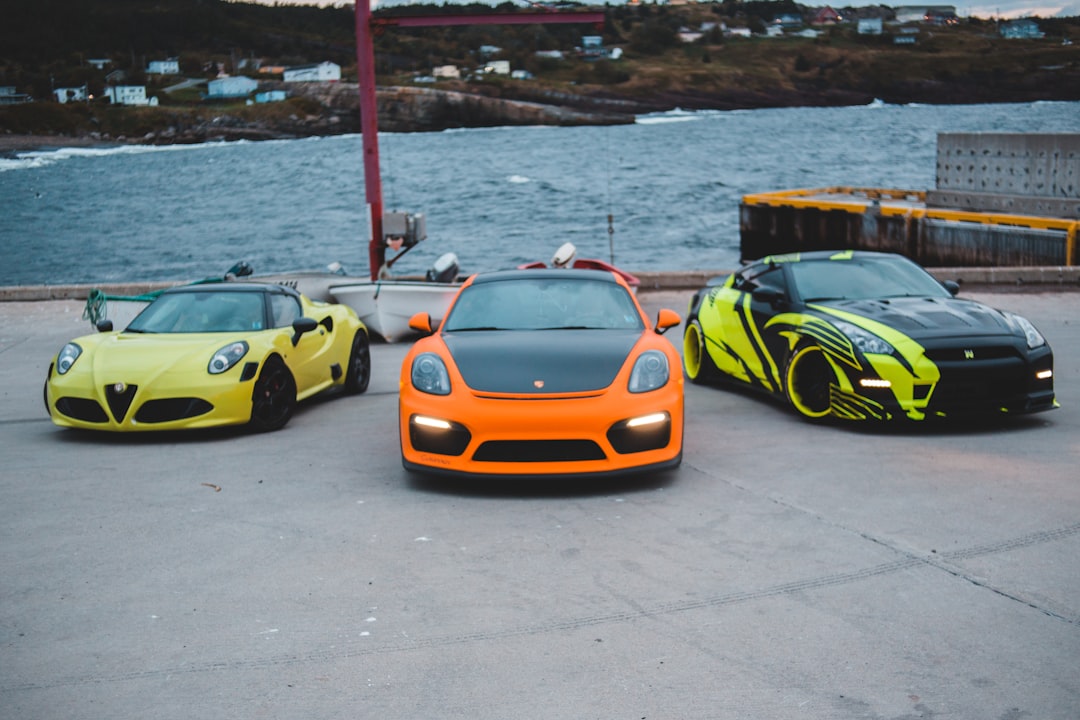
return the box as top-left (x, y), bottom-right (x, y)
top-left (1036, 369), bottom-right (1053, 380)
top-left (608, 412), bottom-right (671, 454)
top-left (859, 378), bottom-right (892, 389)
top-left (409, 414), bottom-right (470, 456)
top-left (627, 412), bottom-right (667, 428)
top-left (414, 415), bottom-right (452, 430)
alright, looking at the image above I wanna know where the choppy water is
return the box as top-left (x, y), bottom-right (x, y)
top-left (2, 100), bottom-right (1078, 286)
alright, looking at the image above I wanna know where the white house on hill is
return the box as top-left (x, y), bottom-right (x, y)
top-left (283, 62), bottom-right (341, 82)
top-left (106, 86), bottom-right (157, 106)
top-left (146, 58), bottom-right (180, 75)
top-left (207, 76), bottom-right (259, 99)
top-left (54, 86), bottom-right (88, 103)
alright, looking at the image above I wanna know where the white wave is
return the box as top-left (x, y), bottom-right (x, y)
top-left (507, 174), bottom-right (530, 184)
top-left (635, 107), bottom-right (732, 125)
top-left (0, 136), bottom-right (317, 172)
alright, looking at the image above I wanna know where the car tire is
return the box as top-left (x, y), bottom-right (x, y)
top-left (784, 343), bottom-right (837, 420)
top-left (344, 330), bottom-right (371, 395)
top-left (250, 355), bottom-right (296, 431)
top-left (683, 319), bottom-right (719, 384)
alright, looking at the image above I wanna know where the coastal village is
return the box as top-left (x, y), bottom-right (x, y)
top-left (1, 0), bottom-right (1077, 145)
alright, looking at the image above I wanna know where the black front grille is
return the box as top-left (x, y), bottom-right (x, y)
top-left (134, 398), bottom-right (214, 424)
top-left (105, 384), bottom-right (138, 422)
top-left (928, 360), bottom-right (1028, 413)
top-left (473, 440), bottom-right (606, 463)
top-left (924, 346), bottom-right (1019, 363)
top-left (55, 397), bottom-right (108, 423)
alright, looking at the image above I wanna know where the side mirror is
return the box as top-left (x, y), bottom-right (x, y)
top-left (409, 312), bottom-right (433, 335)
top-left (291, 316), bottom-right (319, 346)
top-left (654, 308), bottom-right (681, 335)
top-left (942, 280), bottom-right (960, 296)
top-left (95, 319), bottom-right (114, 332)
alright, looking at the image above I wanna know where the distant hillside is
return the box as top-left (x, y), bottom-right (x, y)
top-left (2, 0), bottom-right (1078, 144)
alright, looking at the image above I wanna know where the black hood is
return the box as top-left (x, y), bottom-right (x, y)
top-left (443, 329), bottom-right (640, 393)
top-left (814, 296), bottom-right (1015, 341)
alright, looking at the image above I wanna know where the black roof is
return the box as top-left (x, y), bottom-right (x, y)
top-left (471, 268), bottom-right (621, 284)
top-left (161, 282), bottom-right (301, 298)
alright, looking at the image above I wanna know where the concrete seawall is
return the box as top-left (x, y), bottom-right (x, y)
top-left (2, 266), bottom-right (1079, 302)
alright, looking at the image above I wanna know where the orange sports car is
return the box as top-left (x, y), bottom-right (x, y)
top-left (399, 269), bottom-right (684, 478)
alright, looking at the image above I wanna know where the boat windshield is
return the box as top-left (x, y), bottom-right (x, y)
top-left (443, 276), bottom-right (644, 332)
top-left (127, 291), bottom-right (267, 333)
top-left (792, 256), bottom-right (952, 302)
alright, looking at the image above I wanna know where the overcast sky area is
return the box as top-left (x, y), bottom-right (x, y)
top-left (265, 0), bottom-right (1080, 21)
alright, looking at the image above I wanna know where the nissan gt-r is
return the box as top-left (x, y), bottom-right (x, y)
top-left (45, 283), bottom-right (371, 432)
top-left (683, 250), bottom-right (1056, 422)
top-left (399, 269), bottom-right (684, 478)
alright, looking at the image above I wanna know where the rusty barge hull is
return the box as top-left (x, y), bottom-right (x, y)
top-left (740, 133), bottom-right (1080, 267)
top-left (739, 186), bottom-right (1079, 267)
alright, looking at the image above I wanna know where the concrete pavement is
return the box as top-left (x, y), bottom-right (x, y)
top-left (1, 289), bottom-right (1078, 719)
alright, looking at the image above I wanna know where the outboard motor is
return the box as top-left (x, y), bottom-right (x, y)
top-left (551, 242), bottom-right (577, 269)
top-left (426, 252), bottom-right (460, 283)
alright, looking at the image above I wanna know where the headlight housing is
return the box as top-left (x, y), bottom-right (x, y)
top-left (1003, 311), bottom-right (1046, 349)
top-left (629, 350), bottom-right (669, 393)
top-left (831, 319), bottom-right (894, 355)
top-left (56, 343), bottom-right (82, 375)
top-left (208, 341), bottom-right (248, 374)
top-left (411, 353), bottom-right (451, 395)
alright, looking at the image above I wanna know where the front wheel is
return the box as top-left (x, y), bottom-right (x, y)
top-left (683, 319), bottom-right (719, 384)
top-left (784, 344), bottom-right (838, 420)
top-left (250, 356), bottom-right (296, 431)
top-left (344, 330), bottom-right (371, 395)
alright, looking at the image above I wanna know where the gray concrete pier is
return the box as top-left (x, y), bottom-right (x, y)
top-left (2, 289), bottom-right (1079, 719)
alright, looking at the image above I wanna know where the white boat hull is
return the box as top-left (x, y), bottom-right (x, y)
top-left (330, 280), bottom-right (460, 342)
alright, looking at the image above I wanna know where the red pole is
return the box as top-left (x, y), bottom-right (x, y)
top-left (355, 0), bottom-right (384, 281)
top-left (355, 6), bottom-right (605, 281)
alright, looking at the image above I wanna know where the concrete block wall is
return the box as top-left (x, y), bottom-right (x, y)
top-left (930, 133), bottom-right (1080, 218)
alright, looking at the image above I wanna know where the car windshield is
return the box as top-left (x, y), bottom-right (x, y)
top-left (127, 291), bottom-right (267, 333)
top-left (790, 256), bottom-right (952, 302)
top-left (442, 276), bottom-right (644, 332)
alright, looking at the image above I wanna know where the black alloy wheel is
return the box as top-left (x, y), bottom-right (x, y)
top-left (250, 355), bottom-right (296, 431)
top-left (344, 330), bottom-right (371, 395)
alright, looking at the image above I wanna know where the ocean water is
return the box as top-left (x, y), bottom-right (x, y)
top-left (1, 100), bottom-right (1078, 286)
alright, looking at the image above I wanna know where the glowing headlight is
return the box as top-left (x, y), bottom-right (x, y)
top-left (414, 415), bottom-right (452, 429)
top-left (412, 353), bottom-right (451, 395)
top-left (208, 341), bottom-right (248, 374)
top-left (629, 350), bottom-right (669, 393)
top-left (56, 343), bottom-right (82, 375)
top-left (1003, 312), bottom-right (1046, 349)
top-left (831, 320), bottom-right (894, 355)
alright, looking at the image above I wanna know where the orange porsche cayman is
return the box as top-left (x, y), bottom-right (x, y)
top-left (399, 269), bottom-right (684, 478)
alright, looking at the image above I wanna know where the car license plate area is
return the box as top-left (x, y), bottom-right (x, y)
top-left (473, 440), bottom-right (606, 462)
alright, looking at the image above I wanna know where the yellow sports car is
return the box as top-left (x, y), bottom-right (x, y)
top-left (45, 283), bottom-right (371, 432)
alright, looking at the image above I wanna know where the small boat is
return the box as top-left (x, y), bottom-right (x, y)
top-left (519, 242), bottom-right (641, 291)
top-left (329, 251), bottom-right (461, 343)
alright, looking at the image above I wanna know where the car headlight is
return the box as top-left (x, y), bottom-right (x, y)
top-left (1003, 311), bottom-right (1046, 349)
top-left (56, 343), bottom-right (82, 375)
top-left (831, 320), bottom-right (894, 355)
top-left (411, 353), bottom-right (451, 395)
top-left (208, 341), bottom-right (249, 374)
top-left (629, 350), bottom-right (669, 393)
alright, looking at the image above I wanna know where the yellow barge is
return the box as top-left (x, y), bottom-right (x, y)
top-left (740, 134), bottom-right (1080, 267)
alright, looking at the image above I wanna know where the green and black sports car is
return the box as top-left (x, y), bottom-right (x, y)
top-left (683, 250), bottom-right (1056, 422)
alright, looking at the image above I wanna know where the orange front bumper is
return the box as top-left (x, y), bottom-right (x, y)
top-left (399, 380), bottom-right (683, 478)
